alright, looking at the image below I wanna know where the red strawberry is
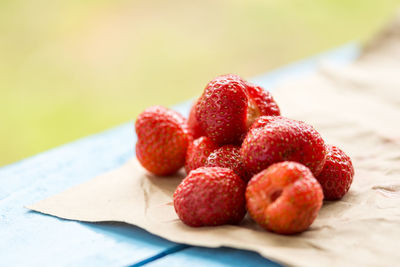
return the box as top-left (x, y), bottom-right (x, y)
top-left (185, 136), bottom-right (218, 174)
top-left (174, 167), bottom-right (246, 227)
top-left (196, 74), bottom-right (280, 145)
top-left (245, 81), bottom-right (280, 125)
top-left (205, 145), bottom-right (251, 182)
top-left (248, 114), bottom-right (282, 131)
top-left (187, 99), bottom-right (205, 139)
top-left (135, 106), bottom-right (192, 176)
top-left (246, 161), bottom-right (323, 234)
top-left (316, 145), bottom-right (354, 200)
top-left (196, 74), bottom-right (248, 145)
top-left (241, 116), bottom-right (326, 176)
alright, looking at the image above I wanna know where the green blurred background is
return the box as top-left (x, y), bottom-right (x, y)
top-left (1, 0), bottom-right (399, 166)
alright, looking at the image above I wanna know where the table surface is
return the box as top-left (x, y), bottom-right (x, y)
top-left (0, 44), bottom-right (359, 267)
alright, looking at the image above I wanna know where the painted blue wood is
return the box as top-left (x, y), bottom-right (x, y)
top-left (129, 245), bottom-right (190, 267)
top-left (146, 247), bottom-right (282, 267)
top-left (0, 43), bottom-right (359, 267)
top-left (0, 124), bottom-right (179, 266)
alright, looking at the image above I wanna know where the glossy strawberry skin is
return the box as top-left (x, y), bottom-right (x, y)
top-left (248, 114), bottom-right (282, 131)
top-left (174, 167), bottom-right (246, 227)
top-left (196, 74), bottom-right (249, 145)
top-left (245, 81), bottom-right (281, 118)
top-left (185, 136), bottom-right (218, 174)
top-left (246, 162), bottom-right (323, 234)
top-left (187, 99), bottom-right (205, 139)
top-left (241, 116), bottom-right (326, 177)
top-left (205, 145), bottom-right (251, 182)
top-left (135, 106), bottom-right (192, 176)
top-left (196, 74), bottom-right (282, 145)
top-left (316, 145), bottom-right (354, 200)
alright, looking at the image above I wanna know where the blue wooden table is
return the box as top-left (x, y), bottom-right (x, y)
top-left (0, 44), bottom-right (359, 267)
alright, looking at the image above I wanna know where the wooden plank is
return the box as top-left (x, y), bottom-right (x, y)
top-left (145, 246), bottom-right (282, 267)
top-left (0, 122), bottom-right (180, 266)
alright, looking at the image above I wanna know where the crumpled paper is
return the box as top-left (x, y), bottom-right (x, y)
top-left (28, 13), bottom-right (400, 267)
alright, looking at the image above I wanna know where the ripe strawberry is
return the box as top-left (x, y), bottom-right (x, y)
top-left (185, 136), bottom-right (218, 174)
top-left (187, 99), bottom-right (205, 139)
top-left (248, 114), bottom-right (281, 131)
top-left (241, 116), bottom-right (326, 176)
top-left (245, 81), bottom-right (280, 120)
top-left (196, 74), bottom-right (280, 145)
top-left (205, 145), bottom-right (251, 182)
top-left (173, 167), bottom-right (246, 227)
top-left (135, 106), bottom-right (192, 176)
top-left (316, 145), bottom-right (354, 200)
top-left (246, 161), bottom-right (323, 234)
top-left (196, 74), bottom-right (248, 145)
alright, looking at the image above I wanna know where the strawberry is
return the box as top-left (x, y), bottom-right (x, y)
top-left (248, 114), bottom-right (281, 131)
top-left (241, 116), bottom-right (326, 176)
top-left (205, 145), bottom-right (251, 182)
top-left (135, 106), bottom-right (192, 176)
top-left (185, 136), bottom-right (218, 174)
top-left (187, 99), bottom-right (205, 139)
top-left (196, 74), bottom-right (248, 145)
top-left (246, 161), bottom-right (323, 234)
top-left (245, 81), bottom-right (280, 122)
top-left (196, 74), bottom-right (280, 145)
top-left (173, 167), bottom-right (246, 227)
top-left (316, 145), bottom-right (354, 200)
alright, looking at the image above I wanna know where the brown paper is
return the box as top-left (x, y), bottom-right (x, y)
top-left (28, 14), bottom-right (400, 267)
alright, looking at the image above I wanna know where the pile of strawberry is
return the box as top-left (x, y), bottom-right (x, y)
top-left (135, 74), bottom-right (354, 235)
